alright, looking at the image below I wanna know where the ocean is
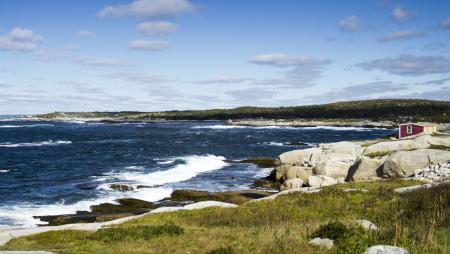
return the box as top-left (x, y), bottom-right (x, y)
top-left (0, 120), bottom-right (394, 228)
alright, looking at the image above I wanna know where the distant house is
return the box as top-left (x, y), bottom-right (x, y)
top-left (399, 122), bottom-right (438, 139)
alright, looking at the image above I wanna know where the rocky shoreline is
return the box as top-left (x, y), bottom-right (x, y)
top-left (226, 119), bottom-right (397, 128)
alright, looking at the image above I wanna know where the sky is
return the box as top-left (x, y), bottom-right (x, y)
top-left (0, 0), bottom-right (450, 114)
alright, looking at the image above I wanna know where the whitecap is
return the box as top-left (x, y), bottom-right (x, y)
top-left (124, 165), bottom-right (145, 170)
top-left (111, 155), bottom-right (228, 187)
top-left (156, 159), bottom-right (176, 165)
top-left (0, 169), bottom-right (13, 173)
top-left (192, 125), bottom-right (246, 129)
top-left (300, 126), bottom-right (374, 131)
top-left (0, 140), bottom-right (72, 148)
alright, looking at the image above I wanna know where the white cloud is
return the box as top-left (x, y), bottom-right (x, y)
top-left (338, 16), bottom-right (360, 32)
top-left (76, 30), bottom-right (95, 38)
top-left (249, 53), bottom-right (331, 67)
top-left (129, 40), bottom-right (169, 51)
top-left (440, 18), bottom-right (450, 29)
top-left (98, 0), bottom-right (195, 19)
top-left (378, 30), bottom-right (424, 43)
top-left (195, 76), bottom-right (252, 84)
top-left (137, 21), bottom-right (177, 35)
top-left (106, 72), bottom-right (172, 84)
top-left (0, 27), bottom-right (43, 52)
top-left (391, 7), bottom-right (416, 22)
top-left (357, 55), bottom-right (450, 76)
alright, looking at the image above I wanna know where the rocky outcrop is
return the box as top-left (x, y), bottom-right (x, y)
top-left (309, 237), bottom-right (334, 249)
top-left (280, 178), bottom-right (304, 191)
top-left (381, 149), bottom-right (450, 177)
top-left (273, 134), bottom-right (450, 191)
top-left (346, 156), bottom-right (385, 181)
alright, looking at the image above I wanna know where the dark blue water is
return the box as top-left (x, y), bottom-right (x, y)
top-left (0, 120), bottom-right (394, 227)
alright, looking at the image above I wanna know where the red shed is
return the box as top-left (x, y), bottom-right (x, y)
top-left (399, 122), bottom-right (438, 139)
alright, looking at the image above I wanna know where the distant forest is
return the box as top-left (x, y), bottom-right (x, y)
top-left (37, 99), bottom-right (450, 123)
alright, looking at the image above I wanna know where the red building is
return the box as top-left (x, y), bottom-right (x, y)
top-left (399, 122), bottom-right (438, 139)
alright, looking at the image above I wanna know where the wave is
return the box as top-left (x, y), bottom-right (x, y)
top-left (0, 124), bottom-right (54, 128)
top-left (102, 155), bottom-right (228, 188)
top-left (156, 159), bottom-right (176, 165)
top-left (192, 125), bottom-right (246, 129)
top-left (0, 169), bottom-right (13, 173)
top-left (300, 126), bottom-right (374, 131)
top-left (0, 187), bottom-right (172, 228)
top-left (0, 140), bottom-right (72, 148)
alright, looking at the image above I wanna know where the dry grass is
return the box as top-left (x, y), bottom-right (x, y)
top-left (1, 180), bottom-right (448, 254)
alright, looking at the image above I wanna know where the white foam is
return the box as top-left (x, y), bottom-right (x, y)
top-left (0, 124), bottom-right (54, 128)
top-left (0, 140), bottom-right (72, 148)
top-left (301, 126), bottom-right (374, 131)
top-left (156, 159), bottom-right (175, 165)
top-left (0, 187), bottom-right (172, 228)
top-left (0, 169), bottom-right (13, 173)
top-left (111, 155), bottom-right (228, 187)
top-left (192, 125), bottom-right (246, 129)
top-left (124, 165), bottom-right (145, 170)
top-left (261, 142), bottom-right (285, 146)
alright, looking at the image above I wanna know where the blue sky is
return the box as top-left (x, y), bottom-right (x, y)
top-left (1, 0), bottom-right (449, 114)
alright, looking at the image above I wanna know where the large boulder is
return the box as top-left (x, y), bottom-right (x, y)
top-left (321, 141), bottom-right (364, 156)
top-left (275, 165), bottom-right (313, 182)
top-left (363, 245), bottom-right (409, 254)
top-left (313, 153), bottom-right (357, 178)
top-left (308, 175), bottom-right (337, 188)
top-left (277, 148), bottom-right (321, 165)
top-left (382, 149), bottom-right (450, 177)
top-left (363, 139), bottom-right (429, 156)
top-left (280, 178), bottom-right (304, 191)
top-left (346, 156), bottom-right (386, 181)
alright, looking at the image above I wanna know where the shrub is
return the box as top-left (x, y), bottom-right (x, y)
top-left (92, 224), bottom-right (184, 242)
top-left (311, 222), bottom-right (351, 241)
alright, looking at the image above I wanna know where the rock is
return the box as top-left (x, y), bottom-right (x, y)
top-left (277, 148), bottom-right (321, 165)
top-left (280, 178), bottom-right (304, 191)
top-left (150, 207), bottom-right (184, 214)
top-left (109, 184), bottom-right (134, 191)
top-left (356, 219), bottom-right (378, 231)
top-left (346, 156), bottom-right (385, 181)
top-left (168, 190), bottom-right (272, 205)
top-left (288, 141), bottom-right (308, 146)
top-left (382, 149), bottom-right (450, 177)
top-left (183, 201), bottom-right (238, 210)
top-left (363, 245), bottom-right (409, 254)
top-left (250, 187), bottom-right (321, 202)
top-left (313, 153), bottom-right (357, 178)
top-left (251, 179), bottom-right (280, 189)
top-left (321, 141), bottom-right (364, 156)
top-left (363, 139), bottom-right (430, 156)
top-left (308, 175), bottom-right (337, 188)
top-left (238, 157), bottom-right (276, 168)
top-left (296, 167), bottom-right (313, 183)
top-left (309, 237), bottom-right (334, 250)
top-left (393, 182), bottom-right (449, 194)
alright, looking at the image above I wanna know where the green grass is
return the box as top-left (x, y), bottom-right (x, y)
top-left (2, 180), bottom-right (448, 254)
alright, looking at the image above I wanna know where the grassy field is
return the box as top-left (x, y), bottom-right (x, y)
top-left (1, 180), bottom-right (449, 254)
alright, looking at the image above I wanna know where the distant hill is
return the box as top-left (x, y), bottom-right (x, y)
top-left (36, 99), bottom-right (450, 123)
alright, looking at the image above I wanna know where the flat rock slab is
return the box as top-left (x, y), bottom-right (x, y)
top-left (393, 181), bottom-right (449, 194)
top-left (363, 245), bottom-right (409, 254)
top-left (250, 187), bottom-right (321, 202)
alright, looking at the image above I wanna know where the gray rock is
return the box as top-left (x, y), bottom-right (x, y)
top-left (313, 153), bottom-right (357, 178)
top-left (309, 237), bottom-right (334, 249)
top-left (356, 219), bottom-right (378, 231)
top-left (346, 156), bottom-right (385, 181)
top-left (280, 178), bottom-right (304, 191)
top-left (321, 141), bottom-right (364, 156)
top-left (363, 245), bottom-right (409, 254)
top-left (382, 149), bottom-right (450, 177)
top-left (363, 139), bottom-right (430, 156)
top-left (277, 148), bottom-right (321, 165)
top-left (308, 175), bottom-right (337, 188)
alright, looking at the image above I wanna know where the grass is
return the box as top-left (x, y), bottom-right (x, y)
top-left (1, 180), bottom-right (449, 254)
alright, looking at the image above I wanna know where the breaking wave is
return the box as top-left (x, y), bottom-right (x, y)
top-left (0, 140), bottom-right (72, 148)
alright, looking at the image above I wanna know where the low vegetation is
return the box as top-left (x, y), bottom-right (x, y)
top-left (2, 180), bottom-right (448, 254)
top-left (37, 99), bottom-right (450, 122)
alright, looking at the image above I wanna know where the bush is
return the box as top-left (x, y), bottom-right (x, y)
top-left (92, 224), bottom-right (184, 242)
top-left (311, 222), bottom-right (351, 241)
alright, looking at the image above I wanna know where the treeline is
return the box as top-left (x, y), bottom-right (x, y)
top-left (37, 99), bottom-right (450, 123)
